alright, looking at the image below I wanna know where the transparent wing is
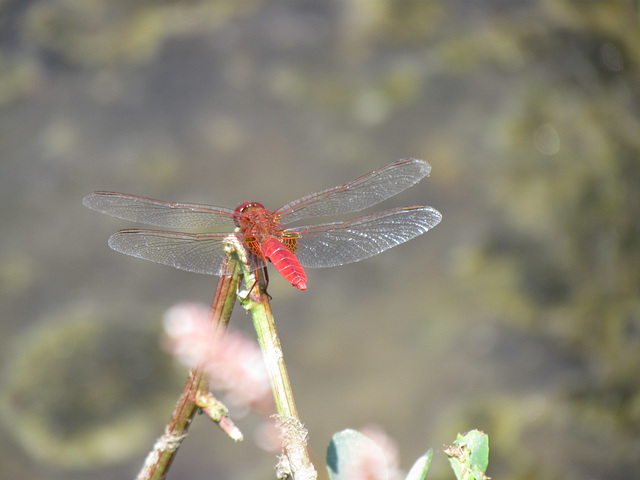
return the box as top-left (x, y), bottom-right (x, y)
top-left (83, 192), bottom-right (237, 229)
top-left (275, 159), bottom-right (431, 225)
top-left (289, 206), bottom-right (442, 268)
top-left (107, 229), bottom-right (266, 275)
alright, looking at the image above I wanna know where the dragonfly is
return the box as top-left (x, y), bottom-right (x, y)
top-left (83, 158), bottom-right (442, 290)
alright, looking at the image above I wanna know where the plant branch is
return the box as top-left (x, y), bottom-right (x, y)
top-left (238, 268), bottom-right (317, 480)
top-left (136, 254), bottom-right (242, 480)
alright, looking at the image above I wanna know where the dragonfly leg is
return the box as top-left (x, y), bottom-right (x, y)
top-left (242, 267), bottom-right (271, 300)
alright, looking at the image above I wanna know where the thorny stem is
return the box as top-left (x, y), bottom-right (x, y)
top-left (239, 267), bottom-right (317, 480)
top-left (136, 255), bottom-right (242, 480)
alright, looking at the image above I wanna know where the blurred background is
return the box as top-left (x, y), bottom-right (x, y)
top-left (1, 1), bottom-right (639, 479)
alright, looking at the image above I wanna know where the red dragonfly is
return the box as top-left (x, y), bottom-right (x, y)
top-left (83, 159), bottom-right (441, 290)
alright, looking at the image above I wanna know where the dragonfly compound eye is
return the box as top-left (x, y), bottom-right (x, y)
top-left (234, 201), bottom-right (266, 227)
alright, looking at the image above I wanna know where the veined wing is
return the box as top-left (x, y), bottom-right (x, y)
top-left (107, 229), bottom-right (266, 275)
top-left (275, 159), bottom-right (430, 225)
top-left (83, 192), bottom-right (237, 229)
top-left (287, 206), bottom-right (442, 268)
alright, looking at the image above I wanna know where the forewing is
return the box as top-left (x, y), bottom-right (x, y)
top-left (288, 206), bottom-right (442, 268)
top-left (276, 159), bottom-right (431, 225)
top-left (107, 229), bottom-right (266, 275)
top-left (83, 192), bottom-right (237, 229)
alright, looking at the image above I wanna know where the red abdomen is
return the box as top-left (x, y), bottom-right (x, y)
top-left (262, 237), bottom-right (307, 290)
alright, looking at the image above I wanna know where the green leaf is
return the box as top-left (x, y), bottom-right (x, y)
top-left (405, 449), bottom-right (433, 480)
top-left (326, 429), bottom-right (388, 480)
top-left (444, 430), bottom-right (489, 480)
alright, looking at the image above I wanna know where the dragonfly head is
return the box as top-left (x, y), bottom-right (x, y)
top-left (234, 201), bottom-right (266, 227)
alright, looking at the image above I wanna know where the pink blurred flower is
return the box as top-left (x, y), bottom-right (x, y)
top-left (253, 417), bottom-right (282, 453)
top-left (162, 303), bottom-right (274, 414)
top-left (349, 425), bottom-right (403, 480)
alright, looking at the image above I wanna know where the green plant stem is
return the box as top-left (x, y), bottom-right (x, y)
top-left (239, 270), bottom-right (317, 480)
top-left (136, 256), bottom-right (242, 480)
